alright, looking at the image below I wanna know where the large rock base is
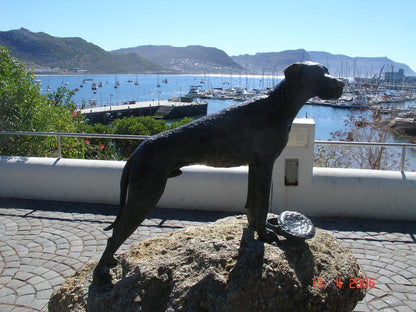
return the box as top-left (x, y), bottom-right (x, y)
top-left (49, 215), bottom-right (366, 312)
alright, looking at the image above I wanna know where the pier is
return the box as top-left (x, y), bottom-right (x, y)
top-left (79, 100), bottom-right (208, 123)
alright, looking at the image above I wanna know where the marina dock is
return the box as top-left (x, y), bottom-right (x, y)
top-left (79, 100), bottom-right (208, 123)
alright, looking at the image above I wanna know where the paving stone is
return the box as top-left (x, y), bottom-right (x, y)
top-left (0, 270), bottom-right (13, 282)
top-left (36, 289), bottom-right (52, 300)
top-left (377, 268), bottom-right (396, 278)
top-left (383, 295), bottom-right (404, 307)
top-left (404, 292), bottom-right (416, 302)
top-left (33, 280), bottom-right (52, 292)
top-left (395, 261), bottom-right (410, 270)
top-left (0, 294), bottom-right (16, 305)
top-left (29, 298), bottom-right (48, 311)
top-left (27, 276), bottom-right (45, 286)
top-left (377, 276), bottom-right (395, 284)
top-left (403, 300), bottom-right (416, 310)
top-left (1, 268), bottom-right (18, 277)
top-left (369, 299), bottom-right (390, 310)
top-left (389, 291), bottom-right (409, 302)
top-left (31, 267), bottom-right (50, 276)
top-left (357, 259), bottom-right (372, 266)
top-left (16, 284), bottom-right (35, 296)
top-left (5, 279), bottom-right (25, 290)
top-left (364, 254), bottom-right (380, 261)
top-left (369, 287), bottom-right (388, 298)
top-left (395, 306), bottom-right (415, 312)
top-left (391, 274), bottom-right (412, 285)
top-left (14, 294), bottom-right (34, 307)
top-left (388, 284), bottom-right (414, 294)
top-left (379, 308), bottom-right (398, 312)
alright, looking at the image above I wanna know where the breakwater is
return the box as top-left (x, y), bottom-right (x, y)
top-left (80, 100), bottom-right (208, 124)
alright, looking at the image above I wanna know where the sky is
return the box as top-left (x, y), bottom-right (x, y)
top-left (1, 0), bottom-right (415, 71)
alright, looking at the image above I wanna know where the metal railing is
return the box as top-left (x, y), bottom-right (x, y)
top-left (0, 131), bottom-right (149, 159)
top-left (1, 131), bottom-right (416, 171)
top-left (315, 140), bottom-right (416, 172)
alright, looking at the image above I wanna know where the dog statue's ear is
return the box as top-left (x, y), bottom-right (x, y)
top-left (284, 63), bottom-right (303, 82)
top-left (284, 61), bottom-right (326, 83)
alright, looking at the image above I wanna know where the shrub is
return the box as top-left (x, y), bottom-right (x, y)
top-left (0, 46), bottom-right (87, 157)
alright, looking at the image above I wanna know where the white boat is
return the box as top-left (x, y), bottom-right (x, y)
top-left (185, 86), bottom-right (202, 98)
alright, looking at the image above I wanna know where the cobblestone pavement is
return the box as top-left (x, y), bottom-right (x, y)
top-left (0, 198), bottom-right (415, 312)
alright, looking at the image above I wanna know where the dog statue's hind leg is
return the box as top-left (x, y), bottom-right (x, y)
top-left (93, 165), bottom-right (169, 286)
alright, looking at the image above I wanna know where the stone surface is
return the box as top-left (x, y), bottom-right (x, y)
top-left (49, 215), bottom-right (366, 312)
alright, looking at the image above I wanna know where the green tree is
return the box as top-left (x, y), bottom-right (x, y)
top-left (0, 47), bottom-right (86, 157)
top-left (105, 116), bottom-right (194, 160)
top-left (0, 46), bottom-right (43, 132)
top-left (111, 116), bottom-right (169, 159)
top-left (169, 117), bottom-right (194, 129)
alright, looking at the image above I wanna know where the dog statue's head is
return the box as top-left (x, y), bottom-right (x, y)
top-left (284, 61), bottom-right (344, 100)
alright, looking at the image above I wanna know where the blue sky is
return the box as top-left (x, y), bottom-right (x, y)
top-left (1, 0), bottom-right (415, 70)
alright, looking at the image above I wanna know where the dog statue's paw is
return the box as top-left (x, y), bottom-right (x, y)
top-left (92, 267), bottom-right (114, 288)
top-left (107, 256), bottom-right (118, 268)
top-left (257, 228), bottom-right (279, 244)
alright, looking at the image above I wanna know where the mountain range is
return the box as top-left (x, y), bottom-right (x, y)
top-left (0, 28), bottom-right (166, 74)
top-left (112, 45), bottom-right (242, 73)
top-left (1, 28), bottom-right (415, 77)
top-left (233, 49), bottom-right (415, 77)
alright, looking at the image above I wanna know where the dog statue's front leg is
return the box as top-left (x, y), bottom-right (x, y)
top-left (245, 164), bottom-right (256, 228)
top-left (246, 162), bottom-right (278, 243)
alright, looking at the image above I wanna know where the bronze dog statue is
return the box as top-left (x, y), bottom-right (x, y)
top-left (93, 62), bottom-right (344, 285)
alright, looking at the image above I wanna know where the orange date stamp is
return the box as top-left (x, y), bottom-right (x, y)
top-left (312, 278), bottom-right (375, 289)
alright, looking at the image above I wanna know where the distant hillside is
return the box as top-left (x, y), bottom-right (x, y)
top-left (232, 49), bottom-right (416, 77)
top-left (112, 45), bottom-right (242, 74)
top-left (0, 28), bottom-right (167, 74)
top-left (308, 51), bottom-right (416, 77)
top-left (232, 49), bottom-right (311, 74)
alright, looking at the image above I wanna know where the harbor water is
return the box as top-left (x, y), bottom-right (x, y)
top-left (36, 74), bottom-right (416, 170)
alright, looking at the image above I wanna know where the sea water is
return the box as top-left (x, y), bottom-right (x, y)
top-left (36, 73), bottom-right (369, 138)
top-left (36, 74), bottom-right (416, 170)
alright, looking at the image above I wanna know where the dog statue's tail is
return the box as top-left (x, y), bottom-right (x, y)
top-left (104, 160), bottom-right (131, 231)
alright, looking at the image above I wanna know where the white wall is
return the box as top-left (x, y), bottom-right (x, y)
top-left (0, 157), bottom-right (124, 204)
top-left (158, 165), bottom-right (248, 212)
top-left (1, 118), bottom-right (415, 221)
top-left (272, 165), bottom-right (416, 220)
